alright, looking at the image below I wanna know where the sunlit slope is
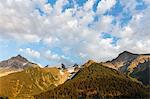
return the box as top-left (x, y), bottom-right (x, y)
top-left (35, 63), bottom-right (148, 99)
top-left (0, 67), bottom-right (69, 98)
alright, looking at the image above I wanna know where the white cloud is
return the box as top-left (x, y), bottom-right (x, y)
top-left (111, 4), bottom-right (150, 54)
top-left (97, 0), bottom-right (116, 14)
top-left (44, 50), bottom-right (61, 61)
top-left (0, 0), bottom-right (150, 65)
top-left (19, 48), bottom-right (40, 58)
top-left (95, 15), bottom-right (113, 32)
top-left (83, 0), bottom-right (95, 11)
top-left (54, 0), bottom-right (68, 14)
top-left (43, 50), bottom-right (73, 65)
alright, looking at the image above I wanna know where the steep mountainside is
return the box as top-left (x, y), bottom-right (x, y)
top-left (0, 67), bottom-right (69, 98)
top-left (102, 51), bottom-right (150, 85)
top-left (123, 55), bottom-right (150, 73)
top-left (102, 51), bottom-right (150, 70)
top-left (35, 63), bottom-right (148, 99)
top-left (0, 55), bottom-right (39, 77)
top-left (102, 51), bottom-right (139, 69)
top-left (130, 61), bottom-right (150, 85)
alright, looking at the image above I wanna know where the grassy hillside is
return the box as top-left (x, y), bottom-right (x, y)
top-left (35, 63), bottom-right (149, 99)
top-left (0, 67), bottom-right (69, 98)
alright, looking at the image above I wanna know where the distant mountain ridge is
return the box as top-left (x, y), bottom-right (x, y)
top-left (0, 55), bottom-right (39, 77)
top-left (0, 54), bottom-right (38, 68)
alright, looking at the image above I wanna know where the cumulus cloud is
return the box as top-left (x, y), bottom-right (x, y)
top-left (97, 0), bottom-right (116, 14)
top-left (0, 0), bottom-right (150, 65)
top-left (19, 48), bottom-right (73, 65)
top-left (44, 50), bottom-right (61, 61)
top-left (111, 2), bottom-right (150, 54)
top-left (19, 48), bottom-right (40, 58)
top-left (43, 50), bottom-right (73, 65)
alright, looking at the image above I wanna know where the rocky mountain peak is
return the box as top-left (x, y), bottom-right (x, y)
top-left (16, 54), bottom-right (24, 58)
top-left (119, 51), bottom-right (133, 56)
top-left (112, 51), bottom-right (138, 63)
top-left (11, 54), bottom-right (28, 62)
top-left (103, 51), bottom-right (141, 69)
top-left (0, 55), bottom-right (38, 69)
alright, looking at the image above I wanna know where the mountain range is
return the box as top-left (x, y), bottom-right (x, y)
top-left (35, 63), bottom-right (148, 98)
top-left (0, 51), bottom-right (149, 98)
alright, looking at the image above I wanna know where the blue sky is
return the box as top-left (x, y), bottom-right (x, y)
top-left (0, 0), bottom-right (149, 66)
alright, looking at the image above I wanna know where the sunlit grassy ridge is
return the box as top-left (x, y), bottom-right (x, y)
top-left (0, 67), bottom-right (69, 98)
top-left (35, 63), bottom-right (148, 99)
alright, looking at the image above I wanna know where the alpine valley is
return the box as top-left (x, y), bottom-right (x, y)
top-left (0, 51), bottom-right (150, 99)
